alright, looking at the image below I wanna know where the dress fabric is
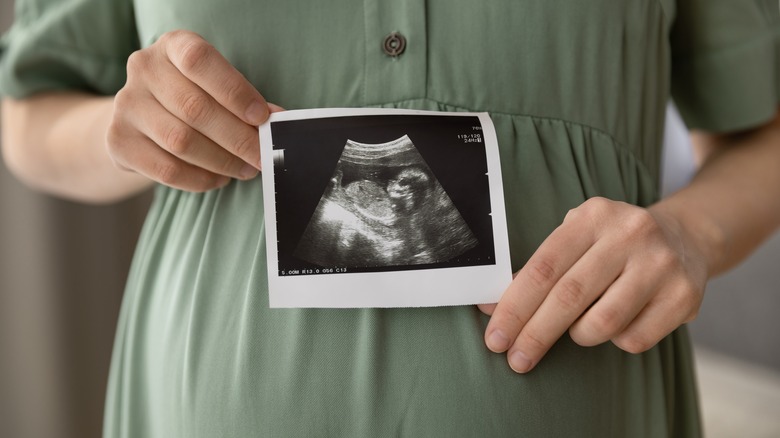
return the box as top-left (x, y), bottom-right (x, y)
top-left (2, 0), bottom-right (779, 436)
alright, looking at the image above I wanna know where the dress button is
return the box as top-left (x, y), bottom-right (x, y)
top-left (382, 32), bottom-right (406, 57)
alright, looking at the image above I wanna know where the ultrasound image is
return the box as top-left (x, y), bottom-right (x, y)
top-left (294, 135), bottom-right (479, 268)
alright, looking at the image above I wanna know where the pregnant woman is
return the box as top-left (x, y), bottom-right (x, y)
top-left (2, 0), bottom-right (780, 436)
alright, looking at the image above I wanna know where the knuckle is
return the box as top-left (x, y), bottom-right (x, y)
top-left (568, 197), bottom-right (611, 224)
top-left (586, 307), bottom-right (623, 339)
top-left (157, 30), bottom-right (176, 45)
top-left (154, 161), bottom-right (183, 186)
top-left (221, 78), bottom-right (246, 107)
top-left (566, 205), bottom-right (589, 222)
top-left (163, 125), bottom-right (194, 155)
top-left (488, 298), bottom-right (529, 335)
top-left (177, 92), bottom-right (211, 124)
top-left (623, 209), bottom-right (657, 237)
top-left (585, 196), bottom-right (611, 210)
top-left (125, 50), bottom-right (149, 76)
top-left (496, 308), bottom-right (527, 335)
top-left (563, 207), bottom-right (580, 222)
top-left (651, 247), bottom-right (680, 271)
top-left (113, 87), bottom-right (131, 109)
top-left (583, 197), bottom-right (612, 215)
top-left (518, 329), bottom-right (547, 353)
top-left (525, 258), bottom-right (558, 290)
top-left (216, 157), bottom-right (241, 178)
top-left (674, 284), bottom-right (702, 322)
top-left (569, 327), bottom-right (600, 348)
top-left (214, 152), bottom-right (239, 176)
top-left (177, 38), bottom-right (212, 74)
top-left (231, 133), bottom-right (258, 158)
top-left (613, 333), bottom-right (653, 355)
top-left (162, 29), bottom-right (194, 43)
top-left (553, 277), bottom-right (589, 311)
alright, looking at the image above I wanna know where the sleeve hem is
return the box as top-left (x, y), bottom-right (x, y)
top-left (672, 32), bottom-right (778, 133)
top-left (0, 43), bottom-right (129, 98)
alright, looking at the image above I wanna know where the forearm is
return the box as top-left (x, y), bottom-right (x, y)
top-left (651, 110), bottom-right (780, 277)
top-left (1, 93), bottom-right (152, 203)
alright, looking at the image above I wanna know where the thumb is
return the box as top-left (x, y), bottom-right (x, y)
top-left (477, 303), bottom-right (498, 316)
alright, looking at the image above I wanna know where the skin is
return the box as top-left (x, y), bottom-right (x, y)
top-left (480, 117), bottom-right (780, 373)
top-left (2, 30), bottom-right (283, 202)
top-left (3, 30), bottom-right (780, 373)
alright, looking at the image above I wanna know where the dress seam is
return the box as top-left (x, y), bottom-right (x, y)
top-left (370, 96), bottom-right (655, 181)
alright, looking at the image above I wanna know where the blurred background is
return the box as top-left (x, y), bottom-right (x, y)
top-left (1, 1), bottom-right (779, 437)
top-left (0, 3), bottom-right (151, 438)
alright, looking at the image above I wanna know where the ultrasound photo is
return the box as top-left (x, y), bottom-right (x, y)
top-left (294, 135), bottom-right (479, 268)
top-left (260, 108), bottom-right (512, 308)
top-left (270, 111), bottom-right (496, 276)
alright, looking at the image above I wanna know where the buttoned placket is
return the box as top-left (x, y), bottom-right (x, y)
top-left (363, 0), bottom-right (428, 105)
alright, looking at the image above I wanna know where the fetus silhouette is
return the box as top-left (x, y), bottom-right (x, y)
top-left (294, 135), bottom-right (478, 268)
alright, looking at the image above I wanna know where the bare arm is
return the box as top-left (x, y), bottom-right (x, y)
top-left (482, 110), bottom-right (780, 373)
top-left (1, 30), bottom-right (282, 204)
top-left (675, 116), bottom-right (780, 275)
top-left (1, 93), bottom-right (153, 203)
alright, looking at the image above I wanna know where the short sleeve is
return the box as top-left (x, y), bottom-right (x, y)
top-left (0, 0), bottom-right (139, 98)
top-left (670, 0), bottom-right (780, 133)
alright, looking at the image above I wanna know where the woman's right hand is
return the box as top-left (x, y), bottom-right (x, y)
top-left (107, 30), bottom-right (282, 191)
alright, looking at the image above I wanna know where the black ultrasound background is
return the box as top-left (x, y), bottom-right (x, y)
top-left (271, 114), bottom-right (496, 275)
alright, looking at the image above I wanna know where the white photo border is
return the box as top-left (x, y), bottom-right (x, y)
top-left (260, 108), bottom-right (512, 308)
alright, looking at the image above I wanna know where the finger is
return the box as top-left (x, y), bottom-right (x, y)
top-left (612, 284), bottom-right (700, 354)
top-left (163, 30), bottom-right (269, 126)
top-left (477, 303), bottom-right (497, 316)
top-left (268, 103), bottom-right (286, 113)
top-left (610, 301), bottom-right (678, 354)
top-left (568, 268), bottom-right (658, 347)
top-left (146, 59), bottom-right (262, 169)
top-left (505, 238), bottom-right (626, 373)
top-left (110, 132), bottom-right (230, 192)
top-left (484, 217), bottom-right (597, 354)
top-left (477, 273), bottom-right (518, 315)
top-left (129, 94), bottom-right (258, 180)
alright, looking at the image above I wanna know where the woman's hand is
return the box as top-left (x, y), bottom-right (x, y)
top-left (479, 197), bottom-right (709, 373)
top-left (107, 30), bottom-right (282, 191)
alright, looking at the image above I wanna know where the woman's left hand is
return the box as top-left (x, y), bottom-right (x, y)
top-left (479, 196), bottom-right (709, 373)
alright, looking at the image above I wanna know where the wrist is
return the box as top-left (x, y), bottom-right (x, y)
top-left (648, 199), bottom-right (727, 278)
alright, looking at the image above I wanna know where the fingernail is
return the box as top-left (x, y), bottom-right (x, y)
top-left (487, 330), bottom-right (510, 352)
top-left (239, 163), bottom-right (259, 179)
top-left (245, 100), bottom-right (268, 125)
top-left (509, 350), bottom-right (533, 374)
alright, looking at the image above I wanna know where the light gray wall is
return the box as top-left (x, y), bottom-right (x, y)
top-left (690, 234), bottom-right (780, 370)
top-left (0, 2), bottom-right (152, 438)
top-left (0, 0), bottom-right (10, 26)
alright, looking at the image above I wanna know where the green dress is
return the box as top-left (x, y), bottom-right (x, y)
top-left (3, 1), bottom-right (779, 436)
